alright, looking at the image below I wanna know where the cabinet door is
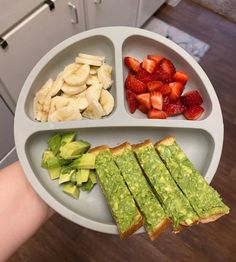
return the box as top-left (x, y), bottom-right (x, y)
top-left (137, 0), bottom-right (166, 27)
top-left (0, 96), bottom-right (14, 160)
top-left (0, 0), bottom-right (86, 105)
top-left (85, 0), bottom-right (139, 29)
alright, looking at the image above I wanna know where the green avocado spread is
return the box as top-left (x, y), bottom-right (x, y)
top-left (95, 150), bottom-right (140, 234)
top-left (156, 142), bottom-right (230, 218)
top-left (134, 144), bottom-right (198, 228)
top-left (114, 148), bottom-right (167, 232)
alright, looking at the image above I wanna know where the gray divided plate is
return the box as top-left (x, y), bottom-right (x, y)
top-left (14, 27), bottom-right (223, 235)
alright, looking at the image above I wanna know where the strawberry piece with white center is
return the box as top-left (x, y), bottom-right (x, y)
top-left (136, 93), bottom-right (151, 110)
top-left (173, 71), bottom-right (189, 85)
top-left (150, 91), bottom-right (163, 110)
top-left (126, 89), bottom-right (138, 114)
top-left (184, 105), bottom-right (204, 120)
top-left (125, 73), bottom-right (147, 94)
top-left (169, 82), bottom-right (185, 101)
top-left (148, 109), bottom-right (167, 119)
top-left (124, 56), bottom-right (141, 73)
top-left (142, 58), bottom-right (156, 74)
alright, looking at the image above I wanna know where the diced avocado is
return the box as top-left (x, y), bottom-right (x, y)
top-left (60, 140), bottom-right (91, 159)
top-left (41, 150), bottom-right (60, 169)
top-left (57, 156), bottom-right (73, 166)
top-left (76, 169), bottom-right (90, 185)
top-left (59, 166), bottom-right (75, 184)
top-left (74, 153), bottom-right (96, 169)
top-left (81, 179), bottom-right (94, 192)
top-left (62, 182), bottom-right (80, 199)
top-left (47, 134), bottom-right (61, 155)
top-left (89, 170), bottom-right (97, 184)
top-left (70, 172), bottom-right (77, 183)
top-left (48, 166), bottom-right (61, 180)
top-left (61, 132), bottom-right (76, 146)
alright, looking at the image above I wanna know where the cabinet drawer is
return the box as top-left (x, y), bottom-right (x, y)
top-left (0, 0), bottom-right (85, 105)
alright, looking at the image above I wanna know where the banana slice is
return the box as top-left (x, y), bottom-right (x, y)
top-left (50, 72), bottom-right (64, 97)
top-left (62, 63), bottom-right (80, 79)
top-left (86, 75), bottom-right (100, 86)
top-left (75, 91), bottom-right (88, 111)
top-left (48, 105), bottom-right (82, 122)
top-left (85, 83), bottom-right (102, 104)
top-left (82, 100), bottom-right (104, 119)
top-left (61, 83), bottom-right (87, 95)
top-left (99, 89), bottom-right (114, 116)
top-left (49, 96), bottom-right (71, 115)
top-left (75, 57), bottom-right (102, 67)
top-left (78, 53), bottom-right (105, 62)
top-left (89, 66), bottom-right (99, 75)
top-left (64, 64), bottom-right (90, 86)
top-left (97, 63), bottom-right (113, 89)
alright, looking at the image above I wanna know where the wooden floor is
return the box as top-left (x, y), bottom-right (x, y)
top-left (9, 1), bottom-right (236, 261)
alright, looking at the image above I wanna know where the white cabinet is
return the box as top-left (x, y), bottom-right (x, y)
top-left (0, 0), bottom-right (86, 105)
top-left (84, 0), bottom-right (140, 29)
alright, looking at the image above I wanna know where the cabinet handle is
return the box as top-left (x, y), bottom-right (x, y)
top-left (94, 0), bottom-right (102, 4)
top-left (68, 2), bottom-right (79, 24)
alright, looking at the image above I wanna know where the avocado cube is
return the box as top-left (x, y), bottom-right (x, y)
top-left (81, 179), bottom-right (94, 192)
top-left (61, 132), bottom-right (76, 146)
top-left (62, 182), bottom-right (80, 199)
top-left (48, 166), bottom-right (61, 180)
top-left (59, 166), bottom-right (75, 184)
top-left (41, 150), bottom-right (60, 169)
top-left (75, 153), bottom-right (96, 169)
top-left (60, 140), bottom-right (91, 159)
top-left (76, 169), bottom-right (90, 185)
top-left (70, 172), bottom-right (77, 183)
top-left (89, 170), bottom-right (97, 184)
top-left (47, 134), bottom-right (62, 155)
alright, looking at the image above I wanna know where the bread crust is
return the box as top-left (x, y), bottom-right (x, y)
top-left (120, 214), bottom-right (143, 240)
top-left (200, 212), bottom-right (228, 223)
top-left (89, 145), bottom-right (109, 155)
top-left (148, 218), bottom-right (171, 241)
top-left (132, 139), bottom-right (153, 151)
top-left (154, 136), bottom-right (175, 147)
top-left (110, 142), bottom-right (131, 156)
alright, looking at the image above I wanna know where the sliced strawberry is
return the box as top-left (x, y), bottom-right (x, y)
top-left (147, 81), bottom-right (163, 92)
top-left (158, 84), bottom-right (171, 95)
top-left (150, 91), bottom-right (163, 110)
top-left (147, 55), bottom-right (164, 64)
top-left (155, 59), bottom-right (176, 83)
top-left (126, 89), bottom-right (138, 113)
top-left (136, 93), bottom-right (151, 110)
top-left (138, 103), bottom-right (149, 114)
top-left (164, 100), bottom-right (186, 116)
top-left (181, 90), bottom-right (203, 107)
top-left (148, 109), bottom-right (167, 119)
top-left (125, 73), bottom-right (147, 94)
top-left (184, 105), bottom-right (204, 120)
top-left (169, 82), bottom-right (185, 101)
top-left (136, 69), bottom-right (155, 83)
top-left (142, 58), bottom-right (156, 74)
top-left (173, 71), bottom-right (188, 85)
top-left (163, 95), bottom-right (170, 109)
top-left (124, 56), bottom-right (141, 73)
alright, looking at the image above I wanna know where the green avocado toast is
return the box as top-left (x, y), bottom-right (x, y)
top-left (155, 136), bottom-right (230, 222)
top-left (90, 145), bottom-right (143, 239)
top-left (111, 143), bottom-right (170, 240)
top-left (133, 140), bottom-right (199, 231)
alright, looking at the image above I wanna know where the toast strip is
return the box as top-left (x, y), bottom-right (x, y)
top-left (155, 136), bottom-right (230, 222)
top-left (133, 140), bottom-right (198, 231)
top-left (90, 146), bottom-right (143, 239)
top-left (111, 143), bottom-right (170, 240)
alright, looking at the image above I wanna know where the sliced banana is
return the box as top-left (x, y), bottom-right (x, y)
top-left (62, 63), bottom-right (80, 79)
top-left (86, 75), bottom-right (100, 86)
top-left (85, 83), bottom-right (102, 104)
top-left (61, 83), bottom-right (87, 95)
top-left (49, 96), bottom-right (71, 115)
top-left (99, 89), bottom-right (114, 116)
top-left (49, 72), bottom-right (64, 97)
top-left (64, 64), bottom-right (90, 86)
top-left (78, 53), bottom-right (105, 62)
top-left (97, 63), bottom-right (113, 89)
top-left (82, 100), bottom-right (104, 120)
top-left (75, 57), bottom-right (102, 67)
top-left (89, 66), bottom-right (99, 75)
top-left (75, 91), bottom-right (88, 111)
top-left (48, 105), bottom-right (82, 122)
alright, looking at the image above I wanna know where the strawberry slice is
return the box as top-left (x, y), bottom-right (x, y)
top-left (150, 91), bottom-right (163, 110)
top-left (164, 100), bottom-right (186, 116)
top-left (124, 56), bottom-right (141, 73)
top-left (138, 103), bottom-right (149, 114)
top-left (147, 81), bottom-right (163, 92)
top-left (126, 89), bottom-right (138, 113)
top-left (173, 71), bottom-right (189, 85)
top-left (147, 55), bottom-right (164, 64)
top-left (181, 90), bottom-right (203, 107)
top-left (169, 82), bottom-right (184, 101)
top-left (148, 109), bottom-right (167, 119)
top-left (155, 59), bottom-right (176, 83)
top-left (142, 58), bottom-right (156, 74)
top-left (136, 93), bottom-right (151, 110)
top-left (136, 69), bottom-right (155, 83)
top-left (158, 84), bottom-right (171, 95)
top-left (125, 73), bottom-right (147, 94)
top-left (184, 105), bottom-right (204, 120)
